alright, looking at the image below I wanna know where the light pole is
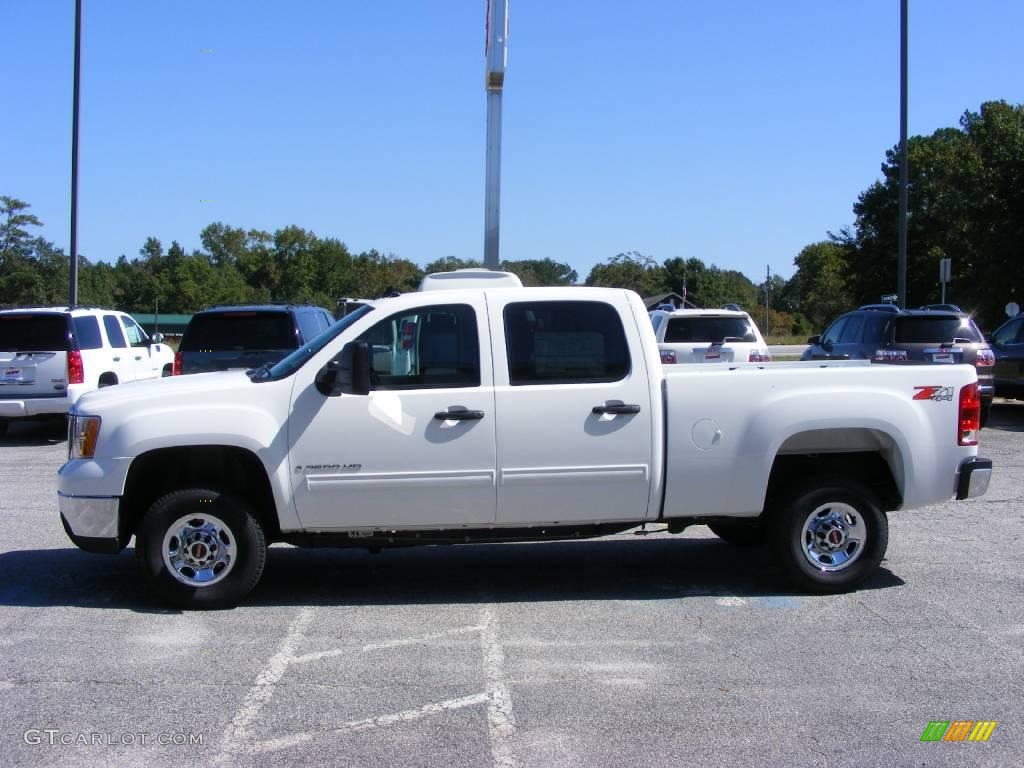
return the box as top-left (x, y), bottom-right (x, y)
top-left (483, 0), bottom-right (509, 270)
top-left (69, 0), bottom-right (83, 306)
top-left (897, 0), bottom-right (908, 308)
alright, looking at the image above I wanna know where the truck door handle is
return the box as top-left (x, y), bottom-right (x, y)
top-left (134, 356), bottom-right (142, 361)
top-left (112, 357), bottom-right (120, 362)
top-left (592, 402), bottom-right (641, 415)
top-left (434, 406), bottom-right (485, 421)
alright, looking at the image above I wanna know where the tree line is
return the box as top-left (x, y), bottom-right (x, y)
top-left (2, 99), bottom-right (1020, 333)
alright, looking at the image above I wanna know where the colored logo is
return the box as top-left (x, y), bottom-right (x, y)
top-left (920, 720), bottom-right (997, 742)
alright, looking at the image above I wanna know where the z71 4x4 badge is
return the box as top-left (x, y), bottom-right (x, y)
top-left (913, 386), bottom-right (954, 402)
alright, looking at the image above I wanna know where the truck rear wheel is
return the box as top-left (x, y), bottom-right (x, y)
top-left (770, 478), bottom-right (888, 594)
top-left (135, 488), bottom-right (266, 609)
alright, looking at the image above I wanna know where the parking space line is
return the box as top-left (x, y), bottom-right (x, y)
top-left (480, 606), bottom-right (520, 768)
top-left (291, 623), bottom-right (486, 664)
top-left (250, 692), bottom-right (491, 753)
top-left (214, 606), bottom-right (316, 766)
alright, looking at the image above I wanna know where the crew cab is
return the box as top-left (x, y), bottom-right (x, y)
top-left (57, 273), bottom-right (993, 608)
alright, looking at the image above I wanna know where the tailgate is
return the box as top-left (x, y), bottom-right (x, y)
top-left (0, 351), bottom-right (67, 397)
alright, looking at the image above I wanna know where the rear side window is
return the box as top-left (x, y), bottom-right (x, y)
top-left (103, 315), bottom-right (127, 348)
top-left (72, 316), bottom-right (103, 350)
top-left (894, 316), bottom-right (982, 343)
top-left (504, 301), bottom-right (629, 385)
top-left (296, 312), bottom-right (322, 344)
top-left (0, 313), bottom-right (70, 351)
top-left (862, 313), bottom-right (890, 344)
top-left (180, 312), bottom-right (297, 352)
top-left (664, 316), bottom-right (757, 343)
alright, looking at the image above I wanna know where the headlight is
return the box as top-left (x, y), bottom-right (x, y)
top-left (68, 415), bottom-right (101, 460)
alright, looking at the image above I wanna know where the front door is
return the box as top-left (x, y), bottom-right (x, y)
top-left (289, 299), bottom-right (497, 530)
top-left (488, 295), bottom-right (655, 525)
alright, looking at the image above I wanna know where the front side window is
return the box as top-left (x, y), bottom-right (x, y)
top-left (357, 304), bottom-right (480, 389)
top-left (103, 315), bottom-right (127, 348)
top-left (838, 314), bottom-right (864, 344)
top-left (504, 301), bottom-right (630, 385)
top-left (821, 317), bottom-right (849, 346)
top-left (992, 318), bottom-right (1023, 345)
top-left (121, 316), bottom-right (149, 347)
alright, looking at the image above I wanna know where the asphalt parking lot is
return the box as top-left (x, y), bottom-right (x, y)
top-left (1, 403), bottom-right (1022, 768)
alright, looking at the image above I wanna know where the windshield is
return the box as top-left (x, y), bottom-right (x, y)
top-left (664, 316), bottom-right (757, 343)
top-left (262, 304), bottom-right (374, 380)
top-left (0, 313), bottom-right (70, 351)
top-left (894, 316), bottom-right (982, 343)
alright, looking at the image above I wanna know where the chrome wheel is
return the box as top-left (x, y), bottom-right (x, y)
top-left (800, 502), bottom-right (867, 572)
top-left (162, 514), bottom-right (237, 587)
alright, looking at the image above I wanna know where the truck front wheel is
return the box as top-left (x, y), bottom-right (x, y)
top-left (135, 489), bottom-right (267, 609)
top-left (771, 478), bottom-right (888, 594)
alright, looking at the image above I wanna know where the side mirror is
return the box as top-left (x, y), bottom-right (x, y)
top-left (151, 332), bottom-right (165, 344)
top-left (806, 335), bottom-right (820, 346)
top-left (316, 341), bottom-right (371, 397)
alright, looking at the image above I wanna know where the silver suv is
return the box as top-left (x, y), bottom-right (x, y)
top-left (0, 307), bottom-right (174, 434)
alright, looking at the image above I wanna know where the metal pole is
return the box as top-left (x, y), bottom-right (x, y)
top-left (483, 0), bottom-right (508, 270)
top-left (69, 0), bottom-right (82, 307)
top-left (897, 0), bottom-right (908, 309)
top-left (765, 264), bottom-right (771, 337)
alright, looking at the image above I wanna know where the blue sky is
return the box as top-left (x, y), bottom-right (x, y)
top-left (3, 1), bottom-right (1022, 283)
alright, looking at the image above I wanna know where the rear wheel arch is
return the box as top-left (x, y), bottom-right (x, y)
top-left (766, 430), bottom-right (903, 512)
top-left (98, 372), bottom-right (118, 387)
top-left (120, 445), bottom-right (280, 544)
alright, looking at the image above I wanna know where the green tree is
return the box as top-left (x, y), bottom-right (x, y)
top-left (585, 252), bottom-right (666, 296)
top-left (500, 258), bottom-right (577, 286)
top-left (790, 241), bottom-right (853, 330)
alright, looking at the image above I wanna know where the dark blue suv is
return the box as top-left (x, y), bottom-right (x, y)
top-left (174, 304), bottom-right (336, 375)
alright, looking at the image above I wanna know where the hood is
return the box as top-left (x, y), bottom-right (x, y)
top-left (73, 370), bottom-right (255, 415)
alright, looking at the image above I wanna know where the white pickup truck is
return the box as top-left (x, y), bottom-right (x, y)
top-left (58, 273), bottom-right (993, 608)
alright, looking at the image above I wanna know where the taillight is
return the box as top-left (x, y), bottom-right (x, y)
top-left (402, 322), bottom-right (416, 350)
top-left (660, 350), bottom-right (677, 364)
top-left (975, 349), bottom-right (995, 367)
top-left (748, 350), bottom-right (772, 363)
top-left (874, 349), bottom-right (908, 362)
top-left (67, 350), bottom-right (84, 384)
top-left (173, 351), bottom-right (182, 375)
top-left (958, 383), bottom-right (980, 446)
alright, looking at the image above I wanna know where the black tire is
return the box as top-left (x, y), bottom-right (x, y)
top-left (0, 418), bottom-right (9, 437)
top-left (707, 520), bottom-right (763, 547)
top-left (162, 364), bottom-right (172, 377)
top-left (98, 373), bottom-right (118, 388)
top-left (770, 477), bottom-right (888, 594)
top-left (980, 399), bottom-right (992, 429)
top-left (135, 488), bottom-right (266, 609)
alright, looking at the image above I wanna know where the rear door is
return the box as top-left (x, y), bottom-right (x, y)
top-left (489, 295), bottom-right (655, 525)
top-left (0, 312), bottom-right (71, 397)
top-left (101, 314), bottom-right (137, 383)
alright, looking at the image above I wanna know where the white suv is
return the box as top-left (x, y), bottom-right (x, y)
top-left (0, 307), bottom-right (175, 434)
top-left (649, 308), bottom-right (771, 364)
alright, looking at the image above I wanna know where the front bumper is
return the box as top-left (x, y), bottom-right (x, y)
top-left (956, 457), bottom-right (993, 500)
top-left (59, 493), bottom-right (125, 554)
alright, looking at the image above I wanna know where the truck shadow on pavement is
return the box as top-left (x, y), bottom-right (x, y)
top-left (0, 537), bottom-right (904, 612)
